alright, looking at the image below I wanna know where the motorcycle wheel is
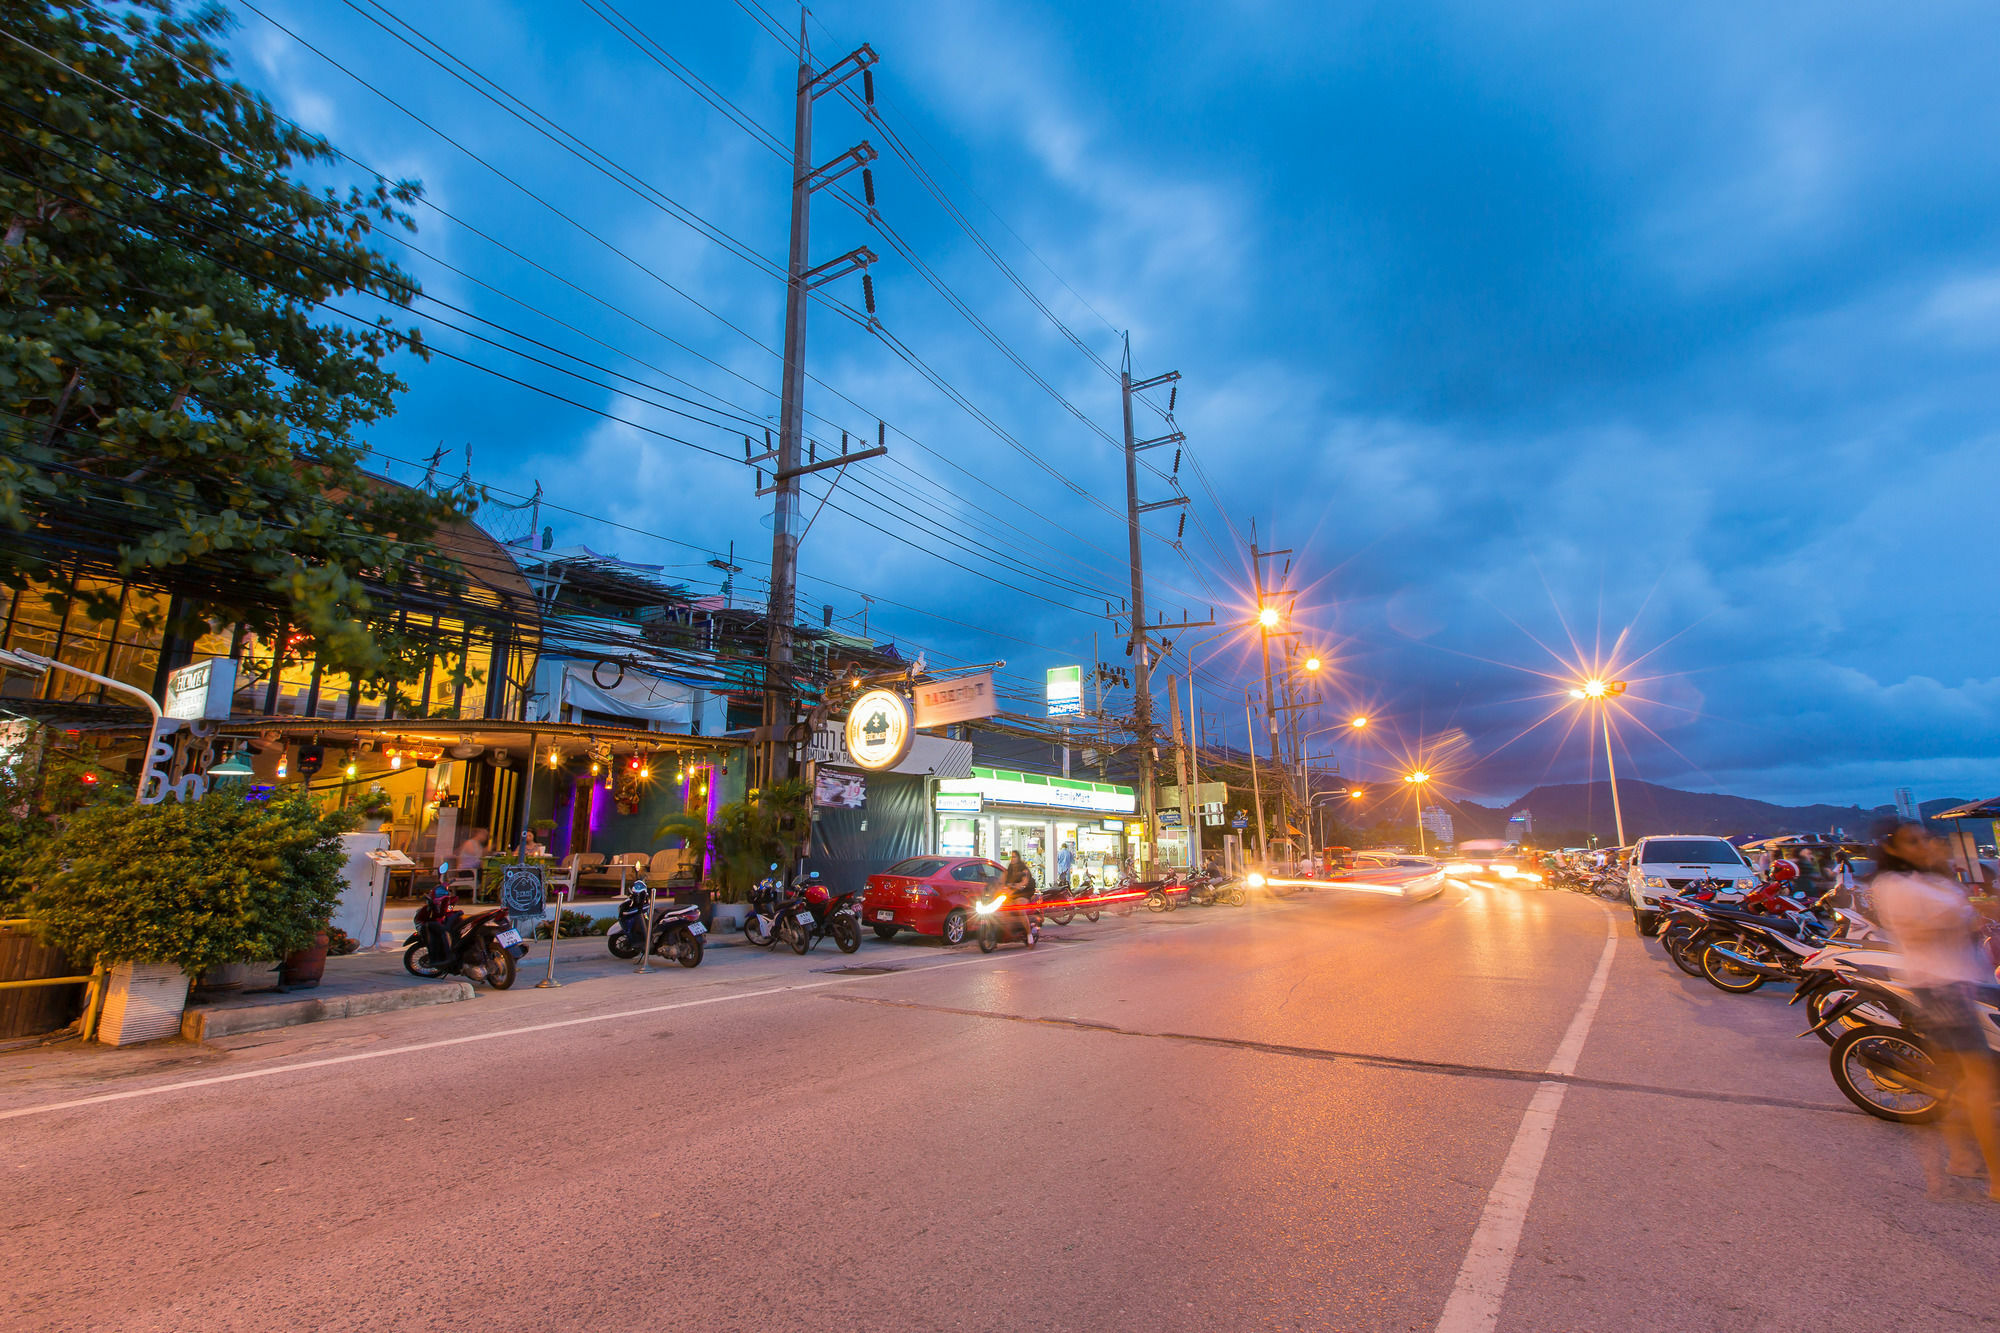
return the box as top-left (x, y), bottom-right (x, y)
top-left (1146, 888), bottom-right (1167, 913)
top-left (1049, 899), bottom-right (1075, 927)
top-left (1829, 1024), bottom-right (1945, 1124)
top-left (1082, 890), bottom-right (1100, 923)
top-left (783, 917), bottom-right (811, 955)
top-left (674, 928), bottom-right (704, 969)
top-left (1699, 937), bottom-right (1768, 994)
top-left (403, 942), bottom-right (445, 978)
top-left (1663, 929), bottom-right (1707, 979)
top-left (833, 916), bottom-right (862, 954)
top-left (485, 949), bottom-right (517, 990)
top-left (978, 920), bottom-right (999, 953)
top-left (607, 930), bottom-right (641, 960)
top-left (744, 918), bottom-right (771, 948)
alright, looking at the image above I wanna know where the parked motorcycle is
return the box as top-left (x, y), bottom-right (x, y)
top-left (606, 880), bottom-right (707, 967)
top-left (1121, 870), bottom-right (1180, 912)
top-left (1806, 970), bottom-right (2000, 1123)
top-left (743, 867), bottom-right (812, 955)
top-left (974, 886), bottom-right (1039, 952)
top-left (404, 868), bottom-right (526, 989)
top-left (1185, 870), bottom-right (1245, 906)
top-left (1033, 875), bottom-right (1078, 927)
top-left (1786, 941), bottom-right (1903, 1045)
top-left (794, 872), bottom-right (864, 954)
top-left (1064, 873), bottom-right (1103, 923)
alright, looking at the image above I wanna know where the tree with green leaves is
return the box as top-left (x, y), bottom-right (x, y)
top-left (0, 0), bottom-right (474, 693)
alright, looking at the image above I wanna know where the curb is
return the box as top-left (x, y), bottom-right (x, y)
top-left (181, 979), bottom-right (477, 1041)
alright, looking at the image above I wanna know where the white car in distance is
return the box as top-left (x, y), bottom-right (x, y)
top-left (1626, 835), bottom-right (1757, 936)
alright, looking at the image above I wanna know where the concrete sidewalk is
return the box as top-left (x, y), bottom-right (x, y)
top-left (182, 923), bottom-right (744, 1040)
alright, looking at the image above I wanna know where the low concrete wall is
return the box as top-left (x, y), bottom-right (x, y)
top-left (182, 979), bottom-right (475, 1041)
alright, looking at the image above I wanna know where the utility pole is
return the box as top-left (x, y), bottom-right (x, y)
top-left (1186, 673), bottom-right (1203, 867)
top-left (1169, 674), bottom-right (1193, 869)
top-left (757, 25), bottom-right (884, 789)
top-left (1118, 334), bottom-right (1199, 870)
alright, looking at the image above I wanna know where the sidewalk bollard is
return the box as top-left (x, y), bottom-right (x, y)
top-left (637, 881), bottom-right (656, 974)
top-left (536, 902), bottom-right (561, 988)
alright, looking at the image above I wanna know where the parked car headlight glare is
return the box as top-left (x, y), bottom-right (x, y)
top-left (1644, 876), bottom-right (1669, 889)
top-left (1734, 878), bottom-right (1755, 889)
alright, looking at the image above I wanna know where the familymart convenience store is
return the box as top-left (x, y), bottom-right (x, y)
top-left (932, 767), bottom-right (1140, 888)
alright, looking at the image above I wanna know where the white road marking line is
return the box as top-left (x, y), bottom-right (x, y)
top-left (0, 949), bottom-right (1062, 1124)
top-left (1434, 909), bottom-right (1617, 1333)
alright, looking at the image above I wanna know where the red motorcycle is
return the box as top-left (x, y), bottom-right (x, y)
top-left (795, 874), bottom-right (864, 954)
top-left (404, 876), bottom-right (526, 989)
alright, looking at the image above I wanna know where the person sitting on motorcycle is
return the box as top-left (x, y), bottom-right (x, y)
top-left (1001, 852), bottom-right (1037, 928)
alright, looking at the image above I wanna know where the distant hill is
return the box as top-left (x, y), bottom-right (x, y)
top-left (1452, 780), bottom-right (1973, 842)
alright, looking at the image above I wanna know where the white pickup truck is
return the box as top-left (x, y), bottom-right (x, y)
top-left (1626, 835), bottom-right (1758, 935)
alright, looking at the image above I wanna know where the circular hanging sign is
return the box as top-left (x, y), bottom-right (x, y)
top-left (844, 688), bottom-right (913, 771)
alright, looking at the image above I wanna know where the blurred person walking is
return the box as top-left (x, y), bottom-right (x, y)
top-left (1871, 820), bottom-right (2000, 1200)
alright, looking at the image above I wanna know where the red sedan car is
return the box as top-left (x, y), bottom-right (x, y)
top-left (862, 856), bottom-right (1005, 945)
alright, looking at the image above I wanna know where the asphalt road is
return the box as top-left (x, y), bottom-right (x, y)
top-left (4, 880), bottom-right (1996, 1332)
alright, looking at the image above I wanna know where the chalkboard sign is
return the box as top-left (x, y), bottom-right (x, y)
top-left (501, 863), bottom-right (547, 937)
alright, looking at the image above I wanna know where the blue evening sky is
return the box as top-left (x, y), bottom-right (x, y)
top-left (222, 0), bottom-right (2000, 807)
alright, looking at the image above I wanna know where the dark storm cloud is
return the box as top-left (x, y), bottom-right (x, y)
top-left (232, 0), bottom-right (2000, 805)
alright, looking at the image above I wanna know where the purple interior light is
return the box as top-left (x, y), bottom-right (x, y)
top-left (588, 776), bottom-right (608, 848)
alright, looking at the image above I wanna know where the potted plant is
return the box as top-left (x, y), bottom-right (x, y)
top-left (26, 792), bottom-right (353, 1044)
top-left (354, 787), bottom-right (394, 832)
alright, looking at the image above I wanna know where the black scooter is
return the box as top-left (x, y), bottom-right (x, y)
top-left (744, 868), bottom-right (813, 955)
top-left (606, 880), bottom-right (707, 967)
top-left (403, 861), bottom-right (528, 989)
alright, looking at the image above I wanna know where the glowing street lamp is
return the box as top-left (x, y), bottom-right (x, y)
top-left (1256, 605), bottom-right (1280, 629)
top-left (1569, 678), bottom-right (1629, 847)
top-left (1404, 770), bottom-right (1432, 856)
top-left (1304, 655), bottom-right (1322, 672)
top-left (1350, 715), bottom-right (1369, 729)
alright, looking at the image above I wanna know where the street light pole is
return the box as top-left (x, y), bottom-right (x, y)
top-left (1245, 694), bottom-right (1268, 863)
top-left (1601, 707), bottom-right (1627, 848)
top-left (1571, 679), bottom-right (1629, 848)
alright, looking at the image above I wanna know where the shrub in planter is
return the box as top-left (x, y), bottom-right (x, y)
top-left (534, 909), bottom-right (606, 940)
top-left (26, 793), bottom-right (356, 980)
top-left (654, 779), bottom-right (808, 904)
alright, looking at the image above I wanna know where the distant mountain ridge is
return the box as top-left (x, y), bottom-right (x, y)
top-left (1451, 780), bottom-right (1972, 842)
